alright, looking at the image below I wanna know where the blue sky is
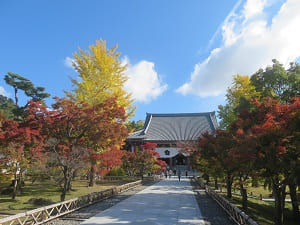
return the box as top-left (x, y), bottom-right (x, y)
top-left (0, 0), bottom-right (299, 121)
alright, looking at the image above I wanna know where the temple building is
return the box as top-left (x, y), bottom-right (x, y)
top-left (126, 112), bottom-right (218, 171)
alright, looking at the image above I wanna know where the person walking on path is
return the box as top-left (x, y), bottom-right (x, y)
top-left (178, 170), bottom-right (181, 181)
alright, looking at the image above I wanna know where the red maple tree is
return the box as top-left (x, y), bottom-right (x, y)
top-left (232, 97), bottom-right (300, 224)
top-left (0, 103), bottom-right (45, 199)
top-left (28, 97), bottom-right (128, 201)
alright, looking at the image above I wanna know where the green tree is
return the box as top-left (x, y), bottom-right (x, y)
top-left (4, 72), bottom-right (50, 106)
top-left (3, 72), bottom-right (50, 120)
top-left (250, 59), bottom-right (300, 102)
top-left (127, 120), bottom-right (144, 132)
top-left (218, 74), bottom-right (259, 130)
top-left (4, 73), bottom-right (33, 107)
top-left (0, 95), bottom-right (17, 119)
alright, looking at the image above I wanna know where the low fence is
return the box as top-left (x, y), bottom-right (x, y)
top-left (103, 175), bottom-right (163, 181)
top-left (0, 180), bottom-right (142, 225)
top-left (194, 179), bottom-right (259, 225)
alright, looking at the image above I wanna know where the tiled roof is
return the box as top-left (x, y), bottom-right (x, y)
top-left (127, 112), bottom-right (217, 141)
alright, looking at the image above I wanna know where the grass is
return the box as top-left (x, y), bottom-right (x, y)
top-left (223, 194), bottom-right (298, 225)
top-left (204, 180), bottom-right (299, 225)
top-left (0, 178), bottom-right (137, 217)
top-left (207, 181), bottom-right (300, 199)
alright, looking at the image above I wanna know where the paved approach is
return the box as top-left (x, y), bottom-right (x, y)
top-left (81, 177), bottom-right (204, 225)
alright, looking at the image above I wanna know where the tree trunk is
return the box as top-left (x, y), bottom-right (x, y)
top-left (12, 165), bottom-right (18, 200)
top-left (61, 166), bottom-right (70, 202)
top-left (281, 184), bottom-right (286, 216)
top-left (17, 169), bottom-right (24, 194)
top-left (214, 177), bottom-right (218, 190)
top-left (141, 166), bottom-right (144, 180)
top-left (89, 166), bottom-right (95, 187)
top-left (226, 173), bottom-right (233, 198)
top-left (14, 88), bottom-right (18, 106)
top-left (289, 181), bottom-right (300, 221)
top-left (251, 176), bottom-right (259, 187)
top-left (273, 183), bottom-right (284, 225)
top-left (67, 176), bottom-right (72, 191)
top-left (240, 184), bottom-right (248, 212)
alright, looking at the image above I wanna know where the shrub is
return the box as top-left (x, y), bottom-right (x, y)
top-left (106, 168), bottom-right (125, 176)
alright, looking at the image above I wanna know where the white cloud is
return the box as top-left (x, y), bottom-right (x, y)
top-left (243, 0), bottom-right (267, 21)
top-left (64, 57), bottom-right (76, 69)
top-left (0, 86), bottom-right (10, 97)
top-left (177, 0), bottom-right (300, 97)
top-left (123, 57), bottom-right (168, 103)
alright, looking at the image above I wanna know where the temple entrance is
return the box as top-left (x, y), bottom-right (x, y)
top-left (174, 153), bottom-right (187, 165)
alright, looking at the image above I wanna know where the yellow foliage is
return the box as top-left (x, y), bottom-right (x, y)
top-left (67, 39), bottom-right (135, 118)
top-left (226, 74), bottom-right (260, 107)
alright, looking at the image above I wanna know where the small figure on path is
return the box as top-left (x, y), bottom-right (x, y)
top-left (165, 171), bottom-right (168, 179)
top-left (185, 171), bottom-right (188, 177)
top-left (178, 170), bottom-right (181, 181)
top-left (173, 168), bottom-right (176, 175)
top-left (169, 170), bottom-right (172, 178)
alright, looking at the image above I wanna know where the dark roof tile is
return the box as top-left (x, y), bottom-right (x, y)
top-left (127, 112), bottom-right (217, 141)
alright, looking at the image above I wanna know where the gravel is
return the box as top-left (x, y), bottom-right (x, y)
top-left (191, 180), bottom-right (236, 225)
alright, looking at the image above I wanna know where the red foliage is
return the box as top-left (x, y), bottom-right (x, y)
top-left (236, 128), bottom-right (244, 135)
top-left (232, 97), bottom-right (300, 176)
top-left (97, 148), bottom-right (123, 176)
top-left (122, 142), bottom-right (166, 176)
top-left (27, 97), bottom-right (128, 163)
top-left (0, 102), bottom-right (46, 162)
top-left (141, 142), bottom-right (157, 150)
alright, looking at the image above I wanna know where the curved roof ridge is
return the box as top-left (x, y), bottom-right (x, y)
top-left (147, 112), bottom-right (215, 117)
top-left (142, 113), bottom-right (152, 134)
top-left (209, 112), bottom-right (218, 130)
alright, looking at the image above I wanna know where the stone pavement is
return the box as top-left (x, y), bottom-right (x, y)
top-left (81, 177), bottom-right (204, 225)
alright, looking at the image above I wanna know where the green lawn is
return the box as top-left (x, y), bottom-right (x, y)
top-left (223, 194), bottom-right (298, 225)
top-left (204, 180), bottom-right (299, 225)
top-left (208, 181), bottom-right (300, 199)
top-left (0, 178), bottom-right (137, 217)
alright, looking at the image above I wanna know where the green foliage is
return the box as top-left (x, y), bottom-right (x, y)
top-left (4, 72), bottom-right (50, 106)
top-left (2, 72), bottom-right (50, 121)
top-left (250, 59), bottom-right (300, 102)
top-left (0, 95), bottom-right (17, 119)
top-left (217, 104), bottom-right (237, 130)
top-left (106, 168), bottom-right (125, 176)
top-left (218, 74), bottom-right (259, 130)
top-left (127, 120), bottom-right (144, 132)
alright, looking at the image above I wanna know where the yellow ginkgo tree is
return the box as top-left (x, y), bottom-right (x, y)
top-left (67, 39), bottom-right (135, 116)
top-left (66, 40), bottom-right (134, 185)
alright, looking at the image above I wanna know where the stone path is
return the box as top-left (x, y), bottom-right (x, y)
top-left (46, 181), bottom-right (156, 225)
top-left (81, 177), bottom-right (204, 225)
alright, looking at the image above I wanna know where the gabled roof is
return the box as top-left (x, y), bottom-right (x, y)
top-left (127, 112), bottom-right (218, 142)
